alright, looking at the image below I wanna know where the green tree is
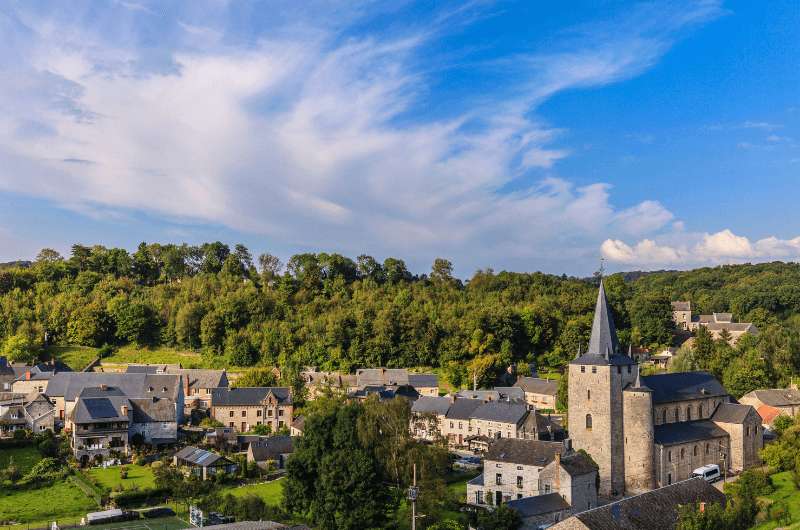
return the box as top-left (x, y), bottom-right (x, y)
top-left (475, 504), bottom-right (521, 530)
top-left (1, 333), bottom-right (38, 364)
top-left (722, 350), bottom-right (772, 398)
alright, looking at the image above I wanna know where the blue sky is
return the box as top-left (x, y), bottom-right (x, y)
top-left (0, 0), bottom-right (798, 276)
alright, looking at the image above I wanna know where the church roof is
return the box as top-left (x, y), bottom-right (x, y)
top-left (641, 372), bottom-right (727, 404)
top-left (711, 402), bottom-right (754, 424)
top-left (571, 281), bottom-right (635, 366)
top-left (654, 420), bottom-right (728, 446)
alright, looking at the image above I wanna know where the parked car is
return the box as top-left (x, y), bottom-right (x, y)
top-left (691, 464), bottom-right (721, 483)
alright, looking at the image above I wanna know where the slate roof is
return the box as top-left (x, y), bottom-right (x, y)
top-left (171, 368), bottom-right (228, 390)
top-left (485, 438), bottom-right (562, 467)
top-left (641, 372), bottom-right (728, 404)
top-left (211, 387), bottom-right (291, 406)
top-left (506, 493), bottom-right (570, 518)
top-left (706, 322), bottom-right (755, 332)
top-left (445, 398), bottom-right (483, 420)
top-left (411, 395), bottom-right (451, 416)
top-left (711, 402), bottom-right (753, 424)
top-left (470, 401), bottom-right (529, 425)
top-left (175, 446), bottom-right (231, 467)
top-left (563, 477), bottom-right (725, 530)
top-left (515, 377), bottom-right (558, 396)
top-left (130, 397), bottom-right (176, 423)
top-left (248, 435), bottom-right (294, 461)
top-left (571, 281), bottom-right (635, 367)
top-left (72, 396), bottom-right (131, 424)
top-left (653, 420), bottom-right (728, 446)
top-left (671, 301), bottom-right (691, 312)
top-left (559, 451), bottom-right (598, 477)
top-left (408, 373), bottom-right (438, 388)
top-left (291, 415), bottom-right (305, 432)
top-left (355, 368), bottom-right (409, 387)
top-left (47, 372), bottom-right (179, 402)
top-left (743, 388), bottom-right (800, 407)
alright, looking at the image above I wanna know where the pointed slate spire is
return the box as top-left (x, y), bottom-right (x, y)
top-left (587, 280), bottom-right (620, 357)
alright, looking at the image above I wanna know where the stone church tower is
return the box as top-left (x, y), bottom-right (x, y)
top-left (568, 281), bottom-right (637, 497)
top-left (622, 373), bottom-right (655, 494)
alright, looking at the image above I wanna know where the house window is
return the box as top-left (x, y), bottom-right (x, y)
top-left (517, 466), bottom-right (523, 470)
top-left (257, 421), bottom-right (262, 425)
top-left (591, 367), bottom-right (597, 374)
top-left (496, 473), bottom-right (502, 485)
top-left (617, 366), bottom-right (621, 374)
top-left (257, 410), bottom-right (262, 417)
top-left (148, 386), bottom-right (154, 392)
top-left (746, 426), bottom-right (750, 436)
top-left (242, 410), bottom-right (246, 417)
top-left (517, 476), bottom-right (523, 489)
top-left (581, 366), bottom-right (585, 373)
top-left (162, 386), bottom-right (167, 392)
top-left (517, 494), bottom-right (523, 499)
top-left (279, 409), bottom-right (284, 417)
top-left (268, 410), bottom-right (273, 417)
top-left (229, 411), bottom-right (234, 417)
top-left (458, 422), bottom-right (463, 430)
top-left (450, 421), bottom-right (454, 428)
top-left (585, 414), bottom-right (592, 430)
top-left (587, 389), bottom-right (591, 400)
top-left (229, 422), bottom-right (234, 428)
top-left (544, 484), bottom-right (551, 493)
top-left (476, 491), bottom-right (483, 504)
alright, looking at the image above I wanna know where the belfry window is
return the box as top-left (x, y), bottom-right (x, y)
top-left (662, 410), bottom-right (667, 424)
top-left (674, 407), bottom-right (679, 421)
top-left (587, 389), bottom-right (591, 400)
top-left (687, 406), bottom-right (692, 421)
top-left (585, 414), bottom-right (593, 430)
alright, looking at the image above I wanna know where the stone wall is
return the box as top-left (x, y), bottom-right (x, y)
top-left (212, 403), bottom-right (293, 432)
top-left (716, 411), bottom-right (762, 472)
top-left (654, 436), bottom-right (726, 487)
top-left (653, 396), bottom-right (727, 426)
top-left (623, 388), bottom-right (654, 494)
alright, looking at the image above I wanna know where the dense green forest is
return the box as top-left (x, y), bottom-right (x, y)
top-left (2, 242), bottom-right (800, 395)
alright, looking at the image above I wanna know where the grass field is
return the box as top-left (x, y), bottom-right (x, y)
top-left (87, 464), bottom-right (157, 492)
top-left (101, 346), bottom-right (207, 368)
top-left (48, 345), bottom-right (99, 371)
top-left (753, 471), bottom-right (800, 529)
top-left (0, 479), bottom-right (97, 526)
top-left (223, 478), bottom-right (285, 506)
top-left (87, 516), bottom-right (188, 530)
top-left (0, 446), bottom-right (42, 475)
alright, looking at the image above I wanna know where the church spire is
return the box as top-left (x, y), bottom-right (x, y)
top-left (587, 280), bottom-right (620, 357)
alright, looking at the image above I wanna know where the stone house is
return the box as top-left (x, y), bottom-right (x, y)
top-left (300, 371), bottom-right (356, 400)
top-left (548, 476), bottom-right (726, 530)
top-left (407, 373), bottom-right (439, 396)
top-left (515, 377), bottom-right (559, 410)
top-left (671, 303), bottom-right (757, 345)
top-left (505, 494), bottom-right (572, 529)
top-left (174, 445), bottom-right (237, 480)
top-left (443, 398), bottom-right (482, 446)
top-left (128, 397), bottom-right (178, 445)
top-left (211, 387), bottom-right (293, 433)
top-left (0, 391), bottom-right (55, 436)
top-left (739, 388), bottom-right (800, 426)
top-left (70, 389), bottom-right (131, 465)
top-left (538, 452), bottom-right (599, 512)
top-left (126, 365), bottom-right (227, 413)
top-left (671, 301), bottom-right (692, 331)
top-left (246, 435), bottom-right (295, 470)
top-left (410, 395), bottom-right (451, 441)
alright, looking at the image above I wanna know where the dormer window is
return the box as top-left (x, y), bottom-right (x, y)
top-left (162, 387), bottom-right (167, 392)
top-left (148, 386), bottom-right (154, 392)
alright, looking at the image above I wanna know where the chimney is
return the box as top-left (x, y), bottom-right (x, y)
top-left (121, 405), bottom-right (128, 416)
top-left (25, 370), bottom-right (31, 381)
top-left (699, 502), bottom-right (706, 513)
top-left (554, 452), bottom-right (561, 493)
top-left (100, 383), bottom-right (107, 391)
top-left (184, 374), bottom-right (191, 396)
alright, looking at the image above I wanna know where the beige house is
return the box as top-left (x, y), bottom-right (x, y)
top-left (0, 392), bottom-right (55, 436)
top-left (126, 365), bottom-right (227, 412)
top-left (740, 387), bottom-right (800, 426)
top-left (211, 387), bottom-right (293, 433)
top-left (671, 303), bottom-right (757, 345)
top-left (515, 377), bottom-right (558, 410)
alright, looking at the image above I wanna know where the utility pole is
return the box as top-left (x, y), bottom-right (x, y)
top-left (408, 463), bottom-right (418, 530)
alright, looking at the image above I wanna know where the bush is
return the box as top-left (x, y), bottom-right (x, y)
top-left (120, 466), bottom-right (129, 480)
top-left (150, 461), bottom-right (164, 470)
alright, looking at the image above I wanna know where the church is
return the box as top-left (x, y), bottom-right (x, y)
top-left (568, 282), bottom-right (763, 498)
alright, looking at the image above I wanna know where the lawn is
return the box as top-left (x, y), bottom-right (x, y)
top-left (0, 446), bottom-right (42, 474)
top-left (48, 345), bottom-right (99, 371)
top-left (87, 464), bottom-right (157, 492)
top-left (223, 478), bottom-right (285, 506)
top-left (0, 479), bottom-right (97, 526)
top-left (753, 471), bottom-right (800, 529)
top-left (102, 346), bottom-right (208, 369)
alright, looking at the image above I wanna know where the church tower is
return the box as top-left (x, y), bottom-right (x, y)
top-left (623, 371), bottom-right (655, 494)
top-left (568, 280), bottom-right (636, 497)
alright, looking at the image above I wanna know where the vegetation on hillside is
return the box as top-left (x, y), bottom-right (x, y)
top-left (2, 244), bottom-right (800, 393)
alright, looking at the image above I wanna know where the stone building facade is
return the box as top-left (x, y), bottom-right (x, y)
top-left (570, 282), bottom-right (762, 498)
top-left (210, 387), bottom-right (293, 432)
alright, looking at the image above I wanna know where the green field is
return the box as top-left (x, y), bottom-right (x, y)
top-left (223, 478), bottom-right (285, 506)
top-left (102, 346), bottom-right (207, 368)
top-left (48, 345), bottom-right (99, 371)
top-left (0, 479), bottom-right (97, 527)
top-left (87, 515), bottom-right (188, 530)
top-left (753, 471), bottom-right (800, 529)
top-left (0, 446), bottom-right (42, 474)
top-left (87, 464), bottom-right (157, 492)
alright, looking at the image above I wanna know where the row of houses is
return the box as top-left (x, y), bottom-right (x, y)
top-left (671, 302), bottom-right (757, 344)
top-left (301, 367), bottom-right (440, 399)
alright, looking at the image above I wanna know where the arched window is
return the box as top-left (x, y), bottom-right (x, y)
top-left (698, 403), bottom-right (703, 418)
top-left (705, 443), bottom-right (709, 454)
top-left (662, 409), bottom-right (667, 424)
top-left (586, 414), bottom-right (593, 430)
top-left (668, 450), bottom-right (672, 462)
top-left (587, 389), bottom-right (591, 400)
top-left (693, 445), bottom-right (698, 456)
top-left (680, 448), bottom-right (685, 460)
top-left (675, 407), bottom-right (679, 421)
top-left (687, 406), bottom-right (692, 421)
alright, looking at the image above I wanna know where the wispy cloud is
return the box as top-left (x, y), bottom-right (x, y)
top-left (0, 0), bottom-right (726, 271)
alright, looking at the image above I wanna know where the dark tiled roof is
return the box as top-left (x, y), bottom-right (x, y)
top-left (559, 452), bottom-right (598, 477)
top-left (653, 420), bottom-right (728, 446)
top-left (248, 435), bottom-right (294, 461)
top-left (567, 477), bottom-right (725, 530)
top-left (130, 397), bottom-right (176, 423)
top-left (411, 396), bottom-right (451, 415)
top-left (73, 396), bottom-right (131, 424)
top-left (470, 401), bottom-right (529, 424)
top-left (211, 387), bottom-right (291, 406)
top-left (485, 438), bottom-right (562, 467)
top-left (408, 373), bottom-right (438, 388)
top-left (515, 377), bottom-right (558, 396)
top-left (291, 415), bottom-right (305, 431)
top-left (47, 372), bottom-right (178, 402)
top-left (671, 301), bottom-right (691, 311)
top-left (744, 388), bottom-right (800, 407)
top-left (445, 398), bottom-right (483, 420)
top-left (356, 368), bottom-right (409, 387)
top-left (175, 446), bottom-right (230, 466)
top-left (506, 493), bottom-right (570, 518)
top-left (711, 403), bottom-right (754, 424)
top-left (641, 372), bottom-right (728, 404)
top-left (172, 368), bottom-right (228, 390)
top-left (571, 281), bottom-right (635, 367)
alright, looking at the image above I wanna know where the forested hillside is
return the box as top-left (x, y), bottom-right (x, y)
top-left (2, 243), bottom-right (800, 394)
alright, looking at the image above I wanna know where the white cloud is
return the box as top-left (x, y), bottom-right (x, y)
top-left (0, 1), bottom-right (725, 272)
top-left (603, 229), bottom-right (800, 268)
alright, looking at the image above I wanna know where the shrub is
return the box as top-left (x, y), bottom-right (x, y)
top-left (150, 461), bottom-right (164, 470)
top-left (120, 466), bottom-right (129, 479)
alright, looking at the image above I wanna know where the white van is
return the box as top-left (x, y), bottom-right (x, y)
top-left (691, 464), bottom-right (721, 483)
